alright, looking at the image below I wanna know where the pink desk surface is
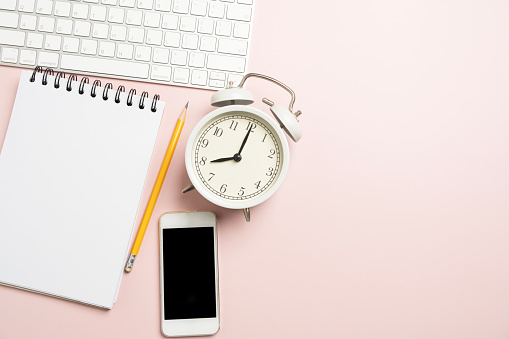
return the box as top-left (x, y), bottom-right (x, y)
top-left (1, 1), bottom-right (509, 338)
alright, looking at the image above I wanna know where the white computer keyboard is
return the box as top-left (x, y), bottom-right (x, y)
top-left (0, 0), bottom-right (255, 89)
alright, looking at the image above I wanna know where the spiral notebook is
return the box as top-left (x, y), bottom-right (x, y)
top-left (0, 68), bottom-right (164, 309)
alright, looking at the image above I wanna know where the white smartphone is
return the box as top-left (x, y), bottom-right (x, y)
top-left (159, 211), bottom-right (219, 337)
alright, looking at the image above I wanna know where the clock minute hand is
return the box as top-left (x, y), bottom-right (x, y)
top-left (238, 125), bottom-right (253, 155)
top-left (210, 156), bottom-right (235, 163)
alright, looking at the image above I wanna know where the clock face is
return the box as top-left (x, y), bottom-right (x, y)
top-left (191, 111), bottom-right (284, 202)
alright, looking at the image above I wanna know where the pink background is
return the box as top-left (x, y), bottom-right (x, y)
top-left (1, 0), bottom-right (509, 338)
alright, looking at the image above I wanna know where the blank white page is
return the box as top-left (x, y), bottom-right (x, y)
top-left (0, 71), bottom-right (164, 309)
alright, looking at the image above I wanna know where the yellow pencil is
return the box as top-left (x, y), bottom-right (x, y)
top-left (125, 102), bottom-right (188, 272)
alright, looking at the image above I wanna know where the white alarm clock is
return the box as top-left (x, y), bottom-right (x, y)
top-left (183, 73), bottom-right (302, 221)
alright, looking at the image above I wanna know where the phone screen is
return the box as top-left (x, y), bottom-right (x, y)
top-left (162, 226), bottom-right (217, 320)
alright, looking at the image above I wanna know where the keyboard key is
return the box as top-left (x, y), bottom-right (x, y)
top-left (19, 49), bottom-right (37, 65)
top-left (170, 50), bottom-right (187, 65)
top-left (110, 25), bottom-right (127, 40)
top-left (216, 21), bottom-right (232, 36)
top-left (61, 54), bottom-right (149, 78)
top-left (127, 10), bottom-right (142, 25)
top-left (209, 79), bottom-right (225, 88)
top-left (0, 12), bottom-right (19, 28)
top-left (218, 38), bottom-right (247, 56)
top-left (162, 14), bottom-right (178, 29)
top-left (135, 45), bottom-right (151, 61)
top-left (191, 1), bottom-right (207, 16)
top-left (173, 0), bottom-right (190, 14)
top-left (144, 12), bottom-right (161, 27)
top-left (117, 43), bottom-right (133, 59)
top-left (119, 0), bottom-right (135, 7)
top-left (20, 15), bottom-right (37, 31)
top-left (102, 0), bottom-right (117, 5)
top-left (44, 35), bottom-right (62, 51)
top-left (226, 4), bottom-right (251, 22)
top-left (63, 37), bottom-right (79, 52)
top-left (98, 41), bottom-right (115, 57)
top-left (237, 0), bottom-right (253, 4)
top-left (1, 47), bottom-right (18, 64)
top-left (138, 0), bottom-right (154, 10)
top-left (72, 3), bottom-right (89, 19)
top-left (191, 69), bottom-right (207, 86)
top-left (153, 48), bottom-right (169, 63)
top-left (90, 5), bottom-right (107, 21)
top-left (210, 71), bottom-right (225, 80)
top-left (36, 0), bottom-right (53, 15)
top-left (74, 21), bottom-right (91, 37)
top-left (54, 1), bottom-right (71, 17)
top-left (38, 17), bottom-right (55, 33)
top-left (197, 18), bottom-right (214, 34)
top-left (199, 36), bottom-right (216, 52)
top-left (38, 51), bottom-right (59, 67)
top-left (189, 51), bottom-right (205, 67)
top-left (18, 0), bottom-right (35, 13)
top-left (164, 32), bottom-right (180, 47)
top-left (233, 22), bottom-right (249, 39)
top-left (151, 65), bottom-right (171, 81)
top-left (207, 54), bottom-right (245, 72)
top-left (0, 0), bottom-right (17, 10)
top-left (93, 23), bottom-right (109, 39)
top-left (180, 16), bottom-right (196, 32)
top-left (182, 34), bottom-right (199, 49)
top-left (146, 30), bottom-right (163, 45)
top-left (173, 67), bottom-right (190, 83)
top-left (154, 0), bottom-right (171, 12)
top-left (56, 19), bottom-right (73, 34)
top-left (208, 3), bottom-right (225, 18)
top-left (128, 27), bottom-right (145, 43)
top-left (18, 0), bottom-right (36, 13)
top-left (26, 33), bottom-right (43, 48)
top-left (108, 8), bottom-right (125, 24)
top-left (227, 73), bottom-right (244, 87)
top-left (81, 39), bottom-right (98, 55)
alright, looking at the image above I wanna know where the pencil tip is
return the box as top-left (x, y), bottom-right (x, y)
top-left (185, 101), bottom-right (189, 109)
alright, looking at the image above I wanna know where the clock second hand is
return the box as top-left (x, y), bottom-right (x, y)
top-left (210, 125), bottom-right (253, 163)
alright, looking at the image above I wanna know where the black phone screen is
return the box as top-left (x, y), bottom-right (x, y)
top-left (162, 226), bottom-right (217, 320)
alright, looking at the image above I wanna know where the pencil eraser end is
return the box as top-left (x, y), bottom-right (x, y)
top-left (125, 254), bottom-right (136, 272)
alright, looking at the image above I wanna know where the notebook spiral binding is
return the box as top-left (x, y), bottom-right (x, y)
top-left (29, 66), bottom-right (160, 112)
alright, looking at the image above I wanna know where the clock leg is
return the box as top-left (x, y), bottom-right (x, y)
top-left (243, 208), bottom-right (250, 222)
top-left (182, 184), bottom-right (195, 193)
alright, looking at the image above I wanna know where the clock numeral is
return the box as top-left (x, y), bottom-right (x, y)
top-left (268, 149), bottom-right (276, 158)
top-left (254, 180), bottom-right (261, 189)
top-left (213, 127), bottom-right (223, 137)
top-left (220, 184), bottom-right (227, 193)
top-left (262, 133), bottom-right (267, 142)
top-left (201, 139), bottom-right (209, 148)
top-left (208, 172), bottom-right (215, 181)
top-left (199, 156), bottom-right (207, 166)
top-left (229, 121), bottom-right (238, 131)
top-left (238, 186), bottom-right (245, 196)
top-left (246, 122), bottom-right (257, 132)
top-left (266, 167), bottom-right (274, 176)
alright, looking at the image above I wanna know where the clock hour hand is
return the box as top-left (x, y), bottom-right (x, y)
top-left (237, 125), bottom-right (253, 155)
top-left (211, 126), bottom-right (252, 164)
top-left (210, 156), bottom-right (235, 163)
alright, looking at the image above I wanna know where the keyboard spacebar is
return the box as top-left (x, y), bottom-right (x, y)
top-left (60, 55), bottom-right (149, 79)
